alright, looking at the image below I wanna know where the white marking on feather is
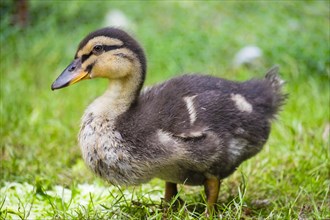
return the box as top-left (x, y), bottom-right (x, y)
top-left (277, 78), bottom-right (285, 87)
top-left (141, 86), bottom-right (152, 94)
top-left (235, 127), bottom-right (245, 134)
top-left (177, 131), bottom-right (204, 138)
top-left (157, 129), bottom-right (178, 145)
top-left (114, 131), bottom-right (123, 140)
top-left (184, 95), bottom-right (197, 125)
top-left (231, 94), bottom-right (253, 113)
top-left (156, 129), bottom-right (188, 158)
top-left (228, 138), bottom-right (248, 161)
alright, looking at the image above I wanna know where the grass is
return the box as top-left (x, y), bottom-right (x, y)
top-left (1, 1), bottom-right (329, 219)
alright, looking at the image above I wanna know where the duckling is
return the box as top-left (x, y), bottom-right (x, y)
top-left (51, 27), bottom-right (286, 211)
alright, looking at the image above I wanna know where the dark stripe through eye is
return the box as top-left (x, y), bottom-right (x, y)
top-left (103, 45), bottom-right (123, 51)
top-left (80, 45), bottom-right (124, 63)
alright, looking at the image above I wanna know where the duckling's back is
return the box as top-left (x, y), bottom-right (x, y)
top-left (115, 66), bottom-right (286, 185)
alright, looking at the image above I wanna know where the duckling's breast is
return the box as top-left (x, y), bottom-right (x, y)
top-left (79, 112), bottom-right (154, 186)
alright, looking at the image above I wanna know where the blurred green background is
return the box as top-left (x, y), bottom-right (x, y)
top-left (0, 1), bottom-right (329, 219)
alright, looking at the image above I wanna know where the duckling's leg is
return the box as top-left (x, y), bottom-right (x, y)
top-left (164, 182), bottom-right (179, 202)
top-left (164, 182), bottom-right (184, 206)
top-left (204, 178), bottom-right (221, 215)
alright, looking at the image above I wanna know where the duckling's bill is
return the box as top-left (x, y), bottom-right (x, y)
top-left (51, 58), bottom-right (90, 90)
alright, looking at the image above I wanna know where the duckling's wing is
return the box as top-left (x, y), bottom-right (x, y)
top-left (164, 89), bottom-right (236, 140)
top-left (138, 75), bottom-right (236, 140)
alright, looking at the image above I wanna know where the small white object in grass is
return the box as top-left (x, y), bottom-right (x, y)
top-left (251, 199), bottom-right (270, 208)
top-left (322, 123), bottom-right (330, 142)
top-left (288, 19), bottom-right (300, 31)
top-left (104, 9), bottom-right (131, 30)
top-left (233, 45), bottom-right (263, 67)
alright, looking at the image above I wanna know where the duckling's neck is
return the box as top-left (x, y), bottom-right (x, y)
top-left (87, 74), bottom-right (142, 120)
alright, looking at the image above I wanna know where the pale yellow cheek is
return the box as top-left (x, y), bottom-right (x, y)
top-left (92, 58), bottom-right (132, 79)
top-left (110, 59), bottom-right (132, 78)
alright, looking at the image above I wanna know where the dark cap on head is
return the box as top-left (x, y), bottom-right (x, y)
top-left (76, 27), bottom-right (147, 79)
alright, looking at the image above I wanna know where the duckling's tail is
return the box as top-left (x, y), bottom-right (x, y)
top-left (264, 66), bottom-right (287, 119)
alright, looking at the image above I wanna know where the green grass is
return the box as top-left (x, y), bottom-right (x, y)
top-left (1, 1), bottom-right (329, 219)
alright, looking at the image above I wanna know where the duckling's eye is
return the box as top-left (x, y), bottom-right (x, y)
top-left (92, 45), bottom-right (103, 55)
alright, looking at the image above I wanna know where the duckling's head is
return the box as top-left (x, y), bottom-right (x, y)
top-left (51, 27), bottom-right (146, 90)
